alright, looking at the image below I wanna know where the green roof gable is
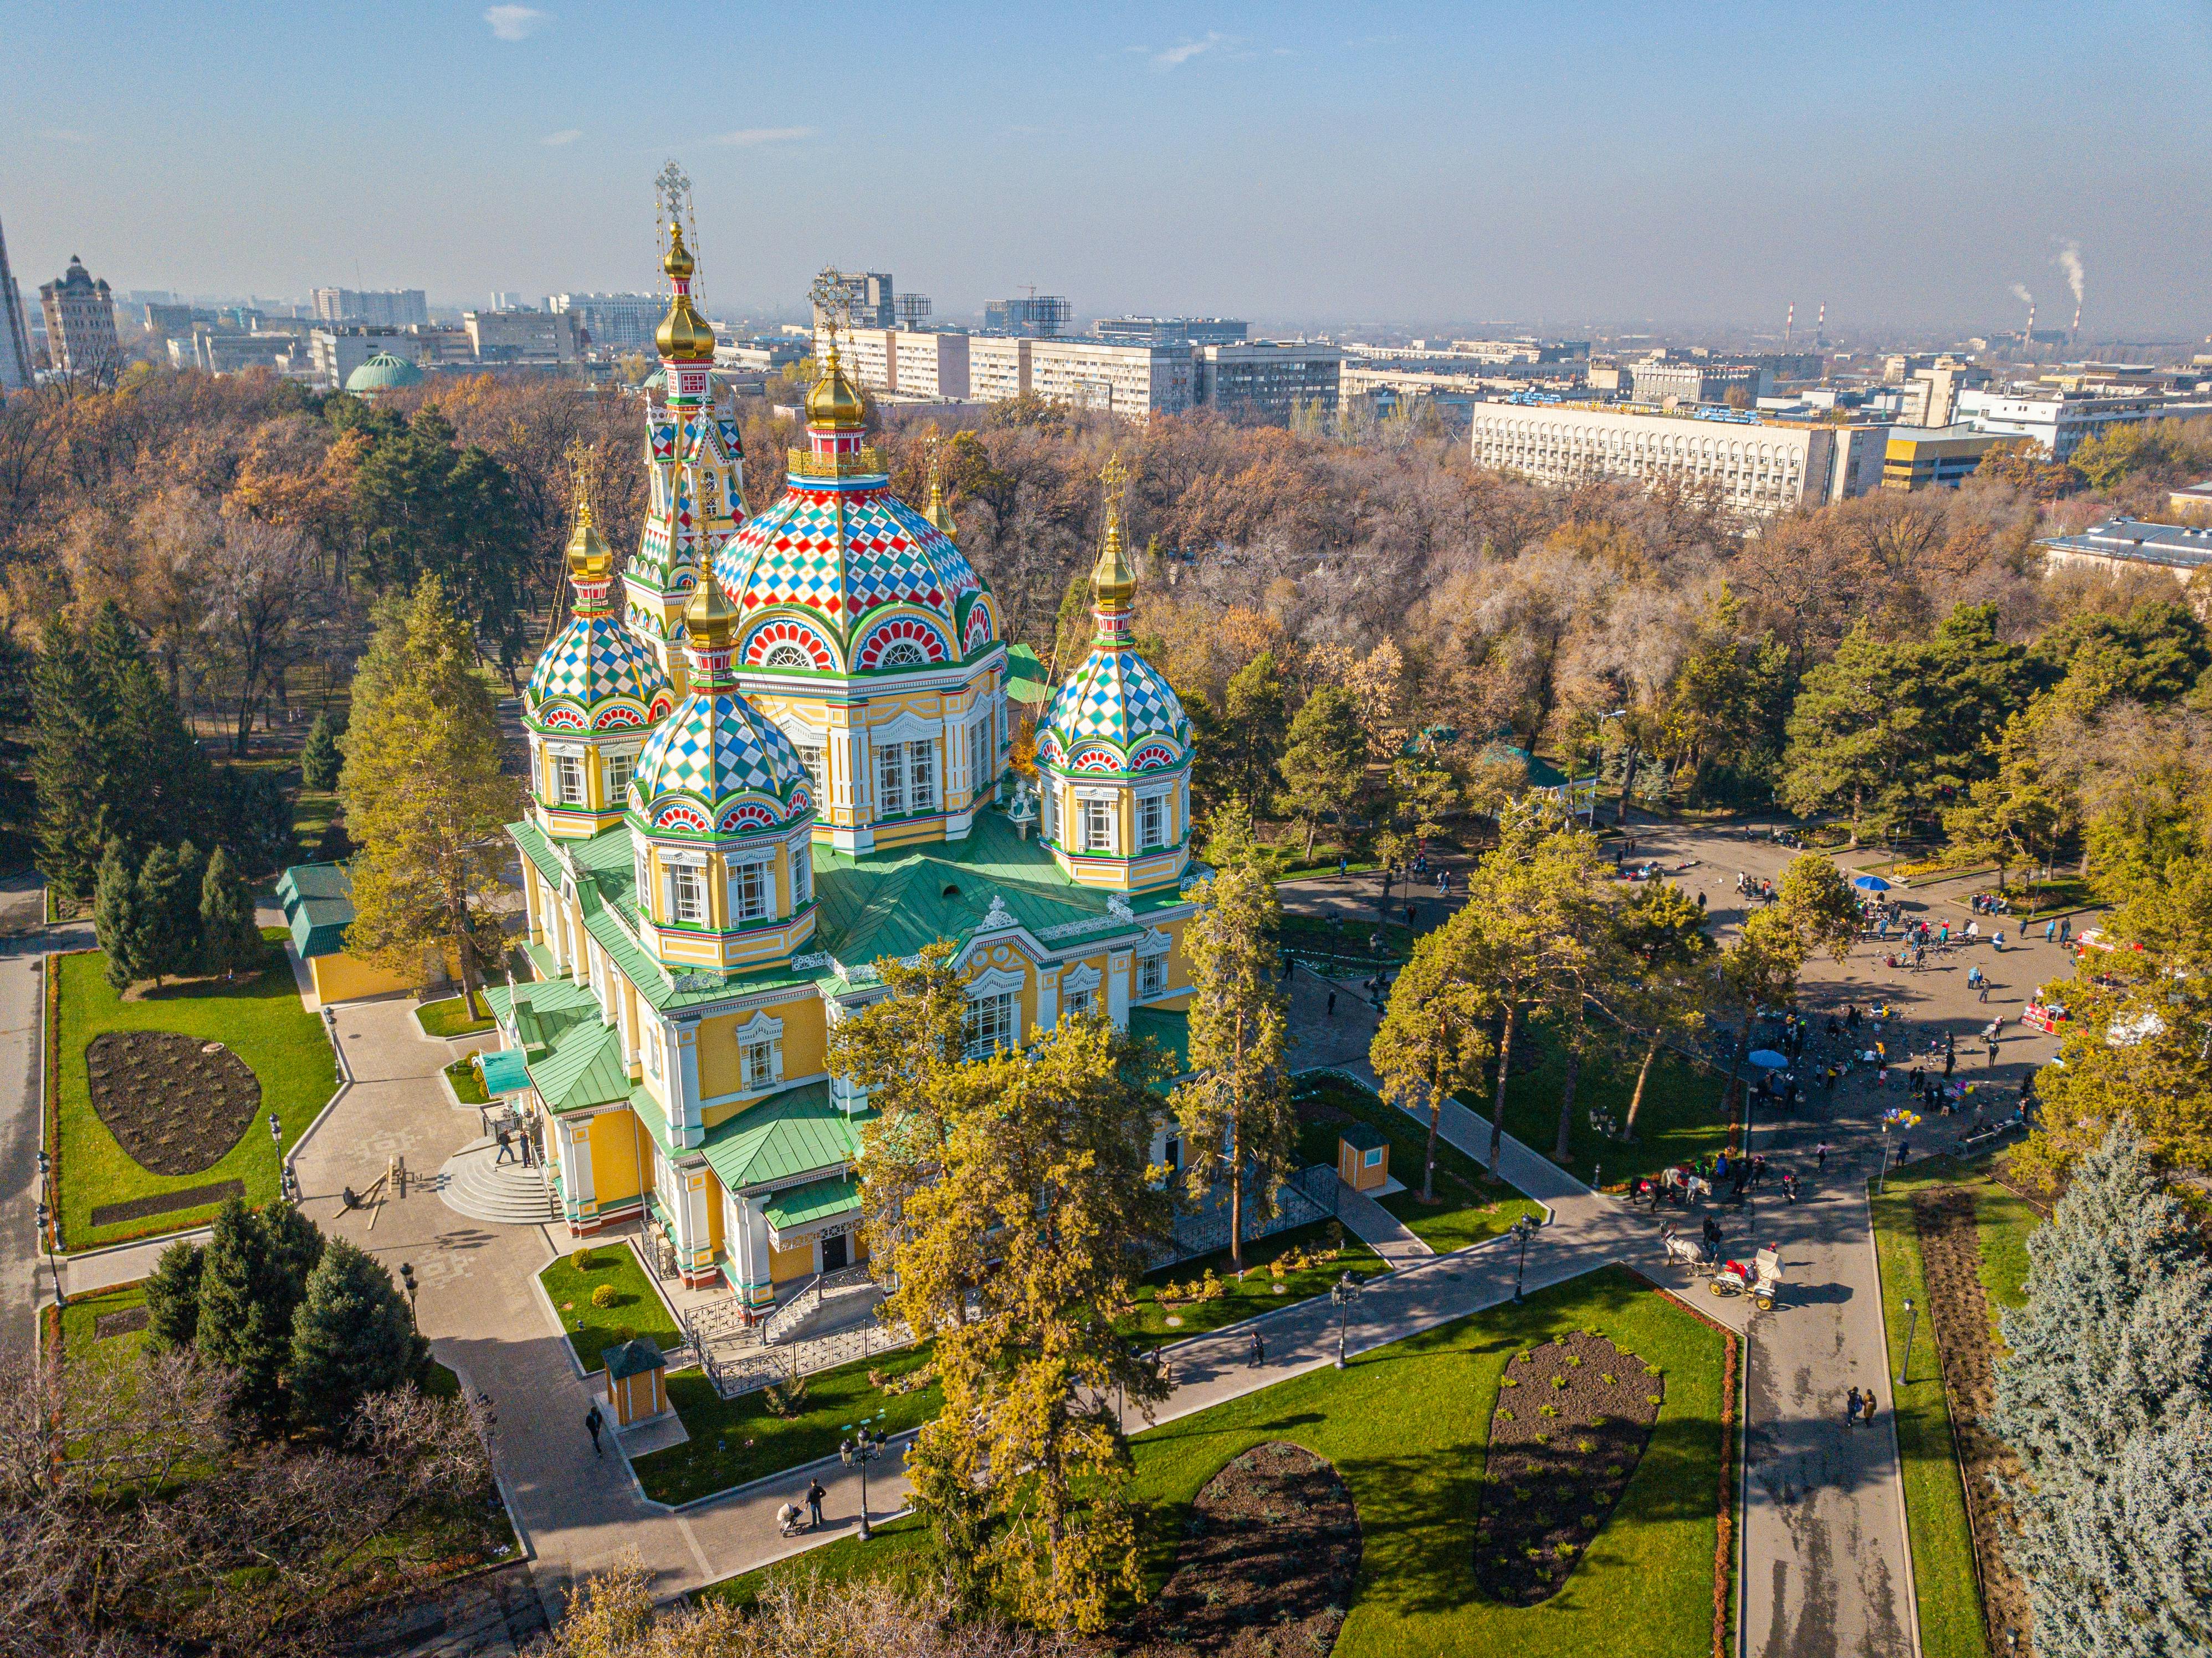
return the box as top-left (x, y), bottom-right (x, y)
top-left (761, 1174), bottom-right (859, 1231)
top-left (528, 1020), bottom-right (632, 1114)
top-left (699, 1083), bottom-right (868, 1193)
top-left (276, 862), bottom-right (357, 959)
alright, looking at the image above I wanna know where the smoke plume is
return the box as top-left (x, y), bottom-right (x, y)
top-left (2009, 282), bottom-right (2035, 308)
top-left (2057, 241), bottom-right (2086, 306)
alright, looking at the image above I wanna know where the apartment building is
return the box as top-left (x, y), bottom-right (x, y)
top-left (894, 329), bottom-right (970, 399)
top-left (1028, 337), bottom-right (1192, 418)
top-left (1467, 400), bottom-right (1890, 517)
top-left (547, 292), bottom-right (663, 353)
top-left (1629, 360), bottom-right (1768, 406)
top-left (463, 309), bottom-right (581, 367)
top-left (1095, 316), bottom-right (1247, 346)
top-left (1958, 388), bottom-right (2212, 462)
top-left (1194, 340), bottom-right (1343, 419)
top-left (38, 255), bottom-right (119, 377)
top-left (969, 335), bottom-right (1030, 401)
top-left (311, 288), bottom-right (429, 327)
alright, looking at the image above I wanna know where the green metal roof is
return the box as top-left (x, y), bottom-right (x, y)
top-left (276, 862), bottom-right (357, 959)
top-left (528, 1020), bottom-right (632, 1114)
top-left (1005, 642), bottom-right (1050, 705)
top-left (761, 1174), bottom-right (859, 1231)
top-left (602, 1337), bottom-right (665, 1379)
top-left (1338, 1120), bottom-right (1390, 1152)
top-left (479, 1048), bottom-right (534, 1096)
top-left (1129, 1007), bottom-right (1192, 1080)
top-left (699, 1083), bottom-right (868, 1193)
top-left (345, 351), bottom-right (424, 393)
top-left (484, 972), bottom-right (602, 1052)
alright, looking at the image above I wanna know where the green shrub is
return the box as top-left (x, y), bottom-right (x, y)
top-left (591, 1283), bottom-right (618, 1309)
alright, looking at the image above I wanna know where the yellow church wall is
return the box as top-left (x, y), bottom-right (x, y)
top-left (693, 991), bottom-right (827, 1104)
top-left (308, 950), bottom-right (426, 1005)
top-left (769, 1240), bottom-right (813, 1284)
top-left (587, 1108), bottom-right (646, 1209)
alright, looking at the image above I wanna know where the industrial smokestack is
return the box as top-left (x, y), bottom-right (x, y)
top-left (2059, 241), bottom-right (2086, 342)
top-left (1784, 302), bottom-right (1794, 349)
top-left (1815, 302), bottom-right (1826, 347)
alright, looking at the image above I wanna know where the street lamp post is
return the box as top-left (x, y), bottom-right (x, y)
top-left (840, 1411), bottom-right (888, 1541)
top-left (400, 1262), bottom-right (418, 1329)
top-left (1897, 1296), bottom-right (1917, 1386)
top-left (1510, 1214), bottom-right (1537, 1304)
top-left (1330, 1269), bottom-right (1363, 1369)
top-left (35, 1201), bottom-right (64, 1310)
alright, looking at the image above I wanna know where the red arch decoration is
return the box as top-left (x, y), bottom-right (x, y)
top-left (1071, 746), bottom-right (1119, 774)
top-left (593, 706), bottom-right (646, 731)
top-left (538, 705), bottom-right (587, 731)
top-left (855, 615), bottom-right (950, 671)
top-left (1036, 731), bottom-right (1065, 766)
top-left (716, 801), bottom-right (777, 833)
top-left (742, 617), bottom-right (838, 672)
top-left (652, 802), bottom-right (711, 832)
top-left (962, 596), bottom-right (996, 657)
top-left (1131, 742), bottom-right (1180, 771)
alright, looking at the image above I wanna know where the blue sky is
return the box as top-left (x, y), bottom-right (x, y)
top-left (7, 1), bottom-right (2211, 335)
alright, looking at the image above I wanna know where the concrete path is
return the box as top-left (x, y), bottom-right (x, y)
top-left (1330, 1182), bottom-right (1431, 1265)
top-left (1, 877), bottom-right (90, 1360)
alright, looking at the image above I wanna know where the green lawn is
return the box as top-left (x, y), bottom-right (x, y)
top-left (56, 1281), bottom-right (150, 1365)
top-left (53, 933), bottom-right (339, 1250)
top-left (1870, 1165), bottom-right (1988, 1658)
top-left (637, 1340), bottom-right (940, 1507)
top-left (445, 1055), bottom-right (490, 1107)
top-left (708, 1266), bottom-right (1733, 1658)
top-left (1294, 1072), bottom-right (1545, 1251)
top-left (1279, 913), bottom-right (1414, 964)
top-left (539, 1246), bottom-right (683, 1372)
top-left (1126, 1219), bottom-right (1389, 1347)
top-left (1974, 1182), bottom-right (2039, 1348)
top-left (416, 995), bottom-right (496, 1038)
top-left (1496, 1025), bottom-right (1733, 1190)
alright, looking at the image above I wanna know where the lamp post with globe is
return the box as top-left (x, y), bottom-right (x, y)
top-left (841, 1412), bottom-right (888, 1541)
top-left (1330, 1270), bottom-right (1364, 1369)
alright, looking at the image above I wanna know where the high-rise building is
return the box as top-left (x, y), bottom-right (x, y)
top-left (489, 291), bottom-right (535, 313)
top-left (38, 255), bottom-right (119, 378)
top-left (1095, 316), bottom-right (1247, 346)
top-left (547, 292), bottom-right (663, 354)
top-left (462, 309), bottom-right (581, 368)
top-left (984, 295), bottom-right (1071, 337)
top-left (1194, 341), bottom-right (1343, 420)
top-left (310, 287), bottom-right (430, 327)
top-left (1628, 360), bottom-right (1769, 407)
top-left (1027, 337), bottom-right (1190, 418)
top-left (812, 271), bottom-right (895, 334)
top-left (142, 303), bottom-right (194, 339)
top-left (0, 214), bottom-right (34, 391)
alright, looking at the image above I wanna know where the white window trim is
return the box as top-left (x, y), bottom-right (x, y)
top-left (726, 852), bottom-right (775, 923)
top-left (669, 865), bottom-right (708, 926)
top-left (1061, 960), bottom-right (1103, 996)
top-left (1138, 955), bottom-right (1166, 999)
top-left (1081, 797), bottom-right (1115, 854)
top-left (788, 831), bottom-right (812, 907)
top-left (660, 845), bottom-right (709, 868)
top-left (873, 708), bottom-right (938, 745)
top-left (1137, 926), bottom-right (1172, 958)
top-left (967, 964), bottom-right (1026, 999)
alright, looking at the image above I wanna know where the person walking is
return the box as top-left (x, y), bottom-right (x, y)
top-left (1943, 1047), bottom-right (1957, 1079)
top-left (495, 1125), bottom-right (515, 1165)
top-left (1249, 1329), bottom-right (1266, 1368)
top-left (1701, 1214), bottom-right (1723, 1265)
top-left (1861, 1391), bottom-right (1879, 1430)
top-left (2044, 918), bottom-right (2057, 944)
top-left (1325, 987), bottom-right (1337, 1016)
top-left (1979, 981), bottom-right (1990, 1004)
top-left (1816, 1141), bottom-right (1830, 1170)
top-left (2060, 915), bottom-right (2072, 945)
top-left (1845, 1386), bottom-right (1863, 1428)
top-left (583, 1403), bottom-right (605, 1456)
top-left (806, 1478), bottom-right (827, 1531)
top-left (1988, 1035), bottom-right (2000, 1066)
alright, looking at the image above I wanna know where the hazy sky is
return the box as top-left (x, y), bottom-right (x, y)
top-left (8, 1), bottom-right (2211, 336)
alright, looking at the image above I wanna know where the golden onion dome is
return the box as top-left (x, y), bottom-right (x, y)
top-left (805, 339), bottom-right (867, 430)
top-left (925, 472), bottom-right (956, 538)
top-left (564, 505), bottom-right (613, 581)
top-left (1090, 464), bottom-right (1136, 608)
top-left (684, 570), bottom-right (738, 651)
top-left (654, 220), bottom-right (716, 364)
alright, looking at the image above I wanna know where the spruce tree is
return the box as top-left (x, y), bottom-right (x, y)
top-left (1273, 684), bottom-right (1369, 858)
top-left (288, 1238), bottom-right (427, 1426)
top-left (301, 708), bottom-right (345, 791)
top-left (196, 1198), bottom-right (325, 1432)
top-left (1989, 1124), bottom-right (2212, 1655)
top-left (92, 841), bottom-right (144, 992)
top-left (131, 841), bottom-right (204, 988)
top-left (0, 630), bottom-right (38, 836)
top-left (199, 845), bottom-right (261, 979)
top-left (142, 1239), bottom-right (204, 1350)
top-left (32, 617), bottom-right (117, 909)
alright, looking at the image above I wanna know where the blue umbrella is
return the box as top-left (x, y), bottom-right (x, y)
top-left (1852, 875), bottom-right (1891, 892)
top-left (1748, 1049), bottom-right (1789, 1069)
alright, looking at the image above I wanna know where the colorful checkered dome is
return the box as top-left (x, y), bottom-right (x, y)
top-left (524, 613), bottom-right (673, 734)
top-left (1037, 646), bottom-right (1191, 774)
top-left (712, 480), bottom-right (992, 667)
top-left (626, 687), bottom-right (815, 837)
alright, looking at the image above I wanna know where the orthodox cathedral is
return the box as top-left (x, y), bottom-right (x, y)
top-left (496, 222), bottom-right (1202, 1310)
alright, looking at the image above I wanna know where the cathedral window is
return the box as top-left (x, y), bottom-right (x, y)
top-left (607, 753), bottom-right (634, 803)
top-left (670, 866), bottom-right (706, 925)
top-left (1138, 794), bottom-right (1166, 850)
top-left (969, 718), bottom-right (991, 799)
top-left (1063, 986), bottom-right (1094, 1019)
top-left (964, 991), bottom-right (1017, 1057)
top-left (873, 741), bottom-right (936, 818)
top-left (741, 1039), bottom-right (774, 1092)
top-left (1081, 799), bottom-right (1115, 854)
top-left (908, 742), bottom-right (936, 813)
top-left (879, 639), bottom-right (927, 667)
top-left (1139, 955), bottom-right (1166, 1000)
top-left (554, 755), bottom-right (585, 805)
top-left (728, 857), bottom-right (770, 923)
top-left (790, 836), bottom-right (812, 907)
top-left (765, 643), bottom-right (813, 669)
top-left (797, 744), bottom-right (826, 799)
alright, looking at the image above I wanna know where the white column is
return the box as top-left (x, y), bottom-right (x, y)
top-left (735, 1194), bottom-right (774, 1308)
top-left (1036, 968), bottom-right (1060, 1032)
top-left (522, 866), bottom-right (541, 945)
top-left (1107, 950), bottom-right (1131, 1031)
top-left (559, 1116), bottom-right (596, 1219)
top-left (672, 1020), bottom-right (703, 1148)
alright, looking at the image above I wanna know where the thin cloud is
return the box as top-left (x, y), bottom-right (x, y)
top-left (483, 6), bottom-right (545, 41)
top-left (711, 126), bottom-right (815, 147)
top-left (541, 129), bottom-right (583, 147)
top-left (42, 127), bottom-right (91, 143)
top-left (1153, 32), bottom-right (1225, 69)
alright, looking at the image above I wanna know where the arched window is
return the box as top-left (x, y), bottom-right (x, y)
top-left (878, 640), bottom-right (927, 667)
top-left (764, 643), bottom-right (813, 669)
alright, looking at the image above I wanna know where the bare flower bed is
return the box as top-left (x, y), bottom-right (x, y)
top-left (85, 1030), bottom-right (261, 1176)
top-left (1129, 1440), bottom-right (1361, 1655)
top-left (1474, 1329), bottom-right (1663, 1605)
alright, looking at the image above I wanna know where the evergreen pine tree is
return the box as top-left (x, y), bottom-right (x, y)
top-left (199, 845), bottom-right (262, 978)
top-left (92, 841), bottom-right (145, 992)
top-left (110, 656), bottom-right (212, 853)
top-left (1989, 1124), bottom-right (2212, 1655)
top-left (301, 708), bottom-right (345, 791)
top-left (131, 840), bottom-right (206, 987)
top-left (0, 630), bottom-right (38, 835)
top-left (1273, 684), bottom-right (1369, 858)
top-left (288, 1238), bottom-right (427, 1426)
top-left (32, 617), bottom-right (119, 908)
top-left (196, 1197), bottom-right (325, 1432)
top-left (142, 1238), bottom-right (204, 1350)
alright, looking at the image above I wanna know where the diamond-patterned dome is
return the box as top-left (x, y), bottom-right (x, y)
top-left (713, 480), bottom-right (991, 663)
top-left (525, 615), bottom-right (673, 734)
top-left (628, 690), bottom-right (815, 836)
top-left (1037, 648), bottom-right (1190, 772)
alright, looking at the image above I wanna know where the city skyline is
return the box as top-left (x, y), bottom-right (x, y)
top-left (6, 1), bottom-right (2211, 337)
